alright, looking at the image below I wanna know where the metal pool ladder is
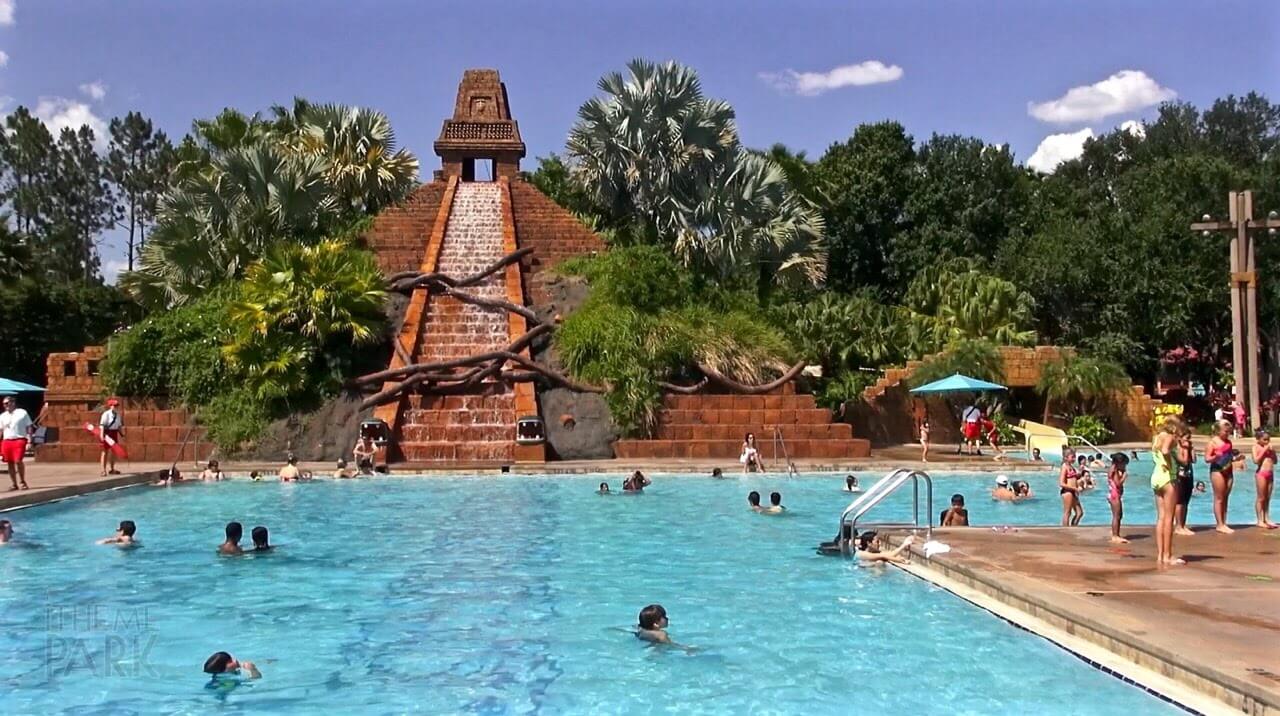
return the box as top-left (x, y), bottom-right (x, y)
top-left (838, 468), bottom-right (933, 542)
top-left (772, 426), bottom-right (798, 476)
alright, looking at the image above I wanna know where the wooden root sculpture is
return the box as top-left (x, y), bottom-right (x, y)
top-left (359, 251), bottom-right (809, 409)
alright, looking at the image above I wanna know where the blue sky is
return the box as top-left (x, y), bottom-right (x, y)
top-left (3, 0), bottom-right (1278, 277)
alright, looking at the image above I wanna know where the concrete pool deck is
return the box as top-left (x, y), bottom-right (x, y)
top-left (892, 524), bottom-right (1280, 715)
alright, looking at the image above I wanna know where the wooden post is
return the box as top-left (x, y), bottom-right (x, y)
top-left (1193, 191), bottom-right (1280, 431)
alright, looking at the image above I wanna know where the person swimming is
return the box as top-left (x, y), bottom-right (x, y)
top-left (991, 475), bottom-right (1015, 501)
top-left (597, 482), bottom-right (610, 495)
top-left (844, 475), bottom-right (861, 493)
top-left (251, 525), bottom-right (271, 552)
top-left (635, 604), bottom-right (671, 644)
top-left (940, 494), bottom-right (969, 526)
top-left (0, 519), bottom-right (12, 544)
top-left (1012, 481), bottom-right (1033, 499)
top-left (762, 491), bottom-right (785, 514)
top-left (97, 520), bottom-right (138, 546)
top-left (623, 471), bottom-right (651, 493)
top-left (855, 531), bottom-right (915, 565)
top-left (747, 490), bottom-right (762, 512)
top-left (711, 468), bottom-right (724, 479)
top-left (204, 651), bottom-right (261, 679)
top-left (219, 522), bottom-right (244, 556)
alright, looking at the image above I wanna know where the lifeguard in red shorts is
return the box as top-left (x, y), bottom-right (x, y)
top-left (99, 398), bottom-right (125, 476)
top-left (0, 395), bottom-right (34, 490)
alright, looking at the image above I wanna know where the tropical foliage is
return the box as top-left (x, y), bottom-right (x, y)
top-left (566, 59), bottom-right (826, 293)
top-left (909, 339), bottom-right (1007, 387)
top-left (1036, 353), bottom-right (1132, 422)
top-left (554, 247), bottom-right (793, 435)
top-left (122, 101), bottom-right (417, 308)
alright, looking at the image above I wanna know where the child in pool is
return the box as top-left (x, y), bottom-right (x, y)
top-left (636, 604), bottom-right (671, 644)
top-left (1107, 453), bottom-right (1129, 544)
top-left (96, 520), bottom-right (139, 546)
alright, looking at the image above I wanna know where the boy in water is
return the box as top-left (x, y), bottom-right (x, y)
top-left (0, 519), bottom-right (12, 544)
top-left (199, 460), bottom-right (224, 481)
top-left (333, 459), bottom-right (353, 479)
top-left (844, 475), bottom-right (861, 492)
top-left (855, 532), bottom-right (915, 564)
top-left (203, 651), bottom-right (261, 679)
top-left (940, 494), bottom-right (969, 526)
top-left (97, 520), bottom-right (138, 546)
top-left (279, 455), bottom-right (301, 482)
top-left (219, 522), bottom-right (244, 555)
top-left (762, 491), bottom-right (786, 514)
top-left (636, 604), bottom-right (671, 644)
top-left (747, 491), bottom-right (762, 512)
top-left (251, 526), bottom-right (271, 552)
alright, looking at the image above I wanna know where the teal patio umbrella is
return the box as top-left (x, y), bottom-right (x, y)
top-left (0, 377), bottom-right (44, 395)
top-left (909, 373), bottom-right (1006, 394)
top-left (910, 373), bottom-right (1006, 454)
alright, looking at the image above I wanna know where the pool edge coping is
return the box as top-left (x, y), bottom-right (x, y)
top-left (888, 535), bottom-right (1273, 716)
top-left (0, 471), bottom-right (161, 512)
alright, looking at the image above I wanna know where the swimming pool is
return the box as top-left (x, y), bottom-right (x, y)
top-left (0, 472), bottom-right (1195, 714)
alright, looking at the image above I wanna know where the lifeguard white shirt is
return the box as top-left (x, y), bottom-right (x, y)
top-left (962, 406), bottom-right (981, 424)
top-left (100, 408), bottom-right (123, 431)
top-left (0, 408), bottom-right (32, 440)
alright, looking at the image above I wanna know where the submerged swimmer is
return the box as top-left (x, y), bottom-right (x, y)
top-left (747, 491), bottom-right (762, 512)
top-left (761, 491), bottom-right (786, 514)
top-left (635, 603), bottom-right (671, 644)
top-left (623, 471), bottom-right (651, 493)
top-left (219, 522), bottom-right (244, 556)
top-left (597, 482), bottom-right (610, 495)
top-left (0, 519), bottom-right (11, 544)
top-left (844, 475), bottom-right (861, 493)
top-left (97, 520), bottom-right (138, 546)
top-left (251, 526), bottom-right (271, 552)
top-left (204, 651), bottom-right (261, 680)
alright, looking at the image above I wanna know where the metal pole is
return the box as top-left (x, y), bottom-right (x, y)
top-left (1243, 192), bottom-right (1262, 431)
top-left (1229, 192), bottom-right (1247, 427)
top-left (912, 476), bottom-right (919, 527)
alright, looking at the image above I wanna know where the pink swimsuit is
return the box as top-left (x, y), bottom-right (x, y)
top-left (1258, 447), bottom-right (1275, 482)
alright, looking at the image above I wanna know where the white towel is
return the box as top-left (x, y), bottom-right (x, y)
top-left (922, 540), bottom-right (951, 558)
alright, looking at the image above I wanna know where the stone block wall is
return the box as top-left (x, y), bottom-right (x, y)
top-left (850, 346), bottom-right (1162, 447)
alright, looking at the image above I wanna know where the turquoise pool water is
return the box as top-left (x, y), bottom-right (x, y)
top-left (0, 472), bottom-right (1194, 714)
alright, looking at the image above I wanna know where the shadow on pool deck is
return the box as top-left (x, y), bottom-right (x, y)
top-left (893, 524), bottom-right (1280, 714)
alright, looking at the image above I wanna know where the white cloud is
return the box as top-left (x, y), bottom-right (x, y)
top-left (0, 1), bottom-right (13, 26)
top-left (78, 80), bottom-right (107, 101)
top-left (1028, 70), bottom-right (1175, 124)
top-left (1027, 127), bottom-right (1094, 173)
top-left (0, 50), bottom-right (8, 68)
top-left (33, 96), bottom-right (108, 148)
top-left (1120, 119), bottom-right (1146, 138)
top-left (760, 60), bottom-right (903, 96)
top-left (102, 260), bottom-right (128, 284)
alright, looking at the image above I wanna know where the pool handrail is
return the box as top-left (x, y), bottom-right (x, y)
top-left (838, 468), bottom-right (933, 546)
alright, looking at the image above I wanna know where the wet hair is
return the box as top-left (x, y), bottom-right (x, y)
top-left (598, 482), bottom-right (609, 491)
top-left (336, 458), bottom-right (347, 468)
top-left (249, 470), bottom-right (260, 478)
top-left (287, 454), bottom-right (298, 465)
top-left (1076, 454), bottom-right (1087, 465)
top-left (0, 519), bottom-right (10, 531)
top-left (1013, 481), bottom-right (1029, 495)
top-left (638, 604), bottom-right (667, 630)
top-left (203, 651), bottom-right (234, 674)
top-left (857, 531), bottom-right (878, 551)
top-left (747, 491), bottom-right (761, 506)
top-left (1110, 452), bottom-right (1130, 467)
top-left (208, 460), bottom-right (219, 469)
top-left (711, 468), bottom-right (722, 477)
top-left (251, 526), bottom-right (269, 548)
top-left (225, 521), bottom-right (242, 542)
top-left (770, 491), bottom-right (782, 506)
top-left (950, 493), bottom-right (964, 506)
top-left (118, 520), bottom-right (136, 537)
top-left (846, 475), bottom-right (857, 488)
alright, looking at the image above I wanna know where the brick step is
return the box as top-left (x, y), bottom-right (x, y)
top-left (400, 424), bottom-right (515, 442)
top-left (39, 441), bottom-right (215, 463)
top-left (659, 408), bottom-right (834, 426)
top-left (399, 440), bottom-right (515, 463)
top-left (406, 394), bottom-right (514, 410)
top-left (662, 395), bottom-right (818, 411)
top-left (652, 423), bottom-right (853, 441)
top-left (402, 408), bottom-right (513, 425)
top-left (613, 438), bottom-right (870, 460)
top-left (51, 427), bottom-right (208, 444)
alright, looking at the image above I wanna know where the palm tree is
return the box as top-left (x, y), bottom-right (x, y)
top-left (1037, 352), bottom-right (1130, 423)
top-left (567, 60), bottom-right (825, 289)
top-left (902, 260), bottom-right (1036, 355)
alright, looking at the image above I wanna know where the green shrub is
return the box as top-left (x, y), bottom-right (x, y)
top-left (556, 245), bottom-right (691, 312)
top-left (1068, 414), bottom-right (1113, 446)
top-left (101, 293), bottom-right (235, 403)
top-left (199, 389), bottom-right (270, 451)
top-left (991, 412), bottom-right (1019, 445)
top-left (815, 371), bottom-right (877, 411)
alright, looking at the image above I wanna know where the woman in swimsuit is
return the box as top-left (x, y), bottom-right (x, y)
top-left (1204, 419), bottom-right (1235, 534)
top-left (740, 433), bottom-right (765, 474)
top-left (1173, 432), bottom-right (1196, 536)
top-left (1151, 418), bottom-right (1184, 566)
top-left (1252, 430), bottom-right (1278, 529)
top-left (1058, 448), bottom-right (1084, 526)
top-left (1107, 452), bottom-right (1129, 544)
